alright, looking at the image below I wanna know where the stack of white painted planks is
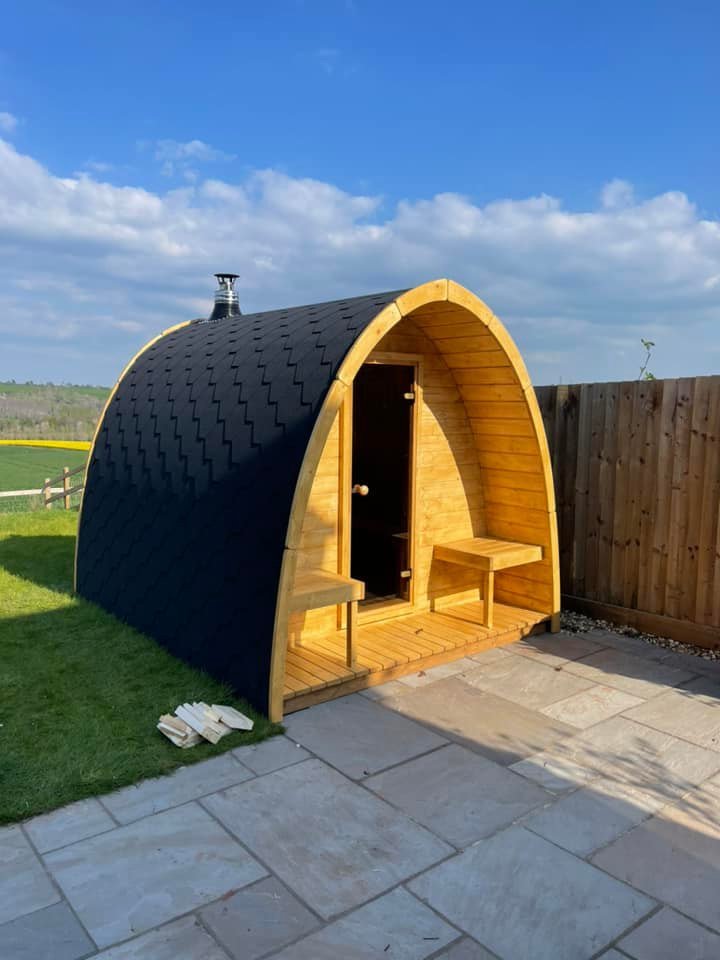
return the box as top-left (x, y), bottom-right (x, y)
top-left (157, 702), bottom-right (253, 748)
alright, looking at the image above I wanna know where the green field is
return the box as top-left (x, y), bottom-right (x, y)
top-left (0, 445), bottom-right (88, 492)
top-left (0, 511), bottom-right (280, 825)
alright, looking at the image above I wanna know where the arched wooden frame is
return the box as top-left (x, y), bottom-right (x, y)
top-left (268, 279), bottom-right (560, 721)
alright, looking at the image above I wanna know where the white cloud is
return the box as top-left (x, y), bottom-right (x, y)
top-left (148, 139), bottom-right (236, 178)
top-left (0, 136), bottom-right (718, 386)
top-left (601, 179), bottom-right (635, 210)
top-left (0, 111), bottom-right (18, 133)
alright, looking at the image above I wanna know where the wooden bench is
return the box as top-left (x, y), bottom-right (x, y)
top-left (433, 537), bottom-right (543, 628)
top-left (290, 569), bottom-right (365, 667)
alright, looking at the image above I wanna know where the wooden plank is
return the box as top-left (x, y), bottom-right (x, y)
top-left (463, 401), bottom-right (530, 420)
top-left (584, 382), bottom-right (606, 601)
top-left (572, 383), bottom-right (592, 596)
top-left (596, 382), bottom-right (617, 602)
top-left (435, 334), bottom-right (500, 354)
top-left (664, 378), bottom-right (694, 618)
top-left (636, 379), bottom-right (663, 613)
top-left (444, 350), bottom-right (513, 369)
top-left (434, 538), bottom-right (543, 571)
top-left (682, 376), bottom-right (711, 622)
top-left (470, 417), bottom-right (534, 437)
top-left (696, 379), bottom-right (720, 624)
top-left (646, 379), bottom-right (677, 616)
top-left (448, 366), bottom-right (518, 385)
top-left (608, 382), bottom-right (634, 606)
top-left (476, 451), bottom-right (542, 474)
top-left (290, 569), bottom-right (365, 612)
top-left (479, 468), bottom-right (547, 493)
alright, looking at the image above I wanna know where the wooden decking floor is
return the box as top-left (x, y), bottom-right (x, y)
top-left (283, 600), bottom-right (549, 712)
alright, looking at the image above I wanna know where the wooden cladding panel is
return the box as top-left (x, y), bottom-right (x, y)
top-left (412, 302), bottom-right (556, 616)
top-left (537, 377), bottom-right (720, 642)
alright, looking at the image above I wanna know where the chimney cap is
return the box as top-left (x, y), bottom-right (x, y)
top-left (205, 271), bottom-right (242, 322)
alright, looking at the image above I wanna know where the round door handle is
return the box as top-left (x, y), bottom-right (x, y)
top-left (352, 484), bottom-right (369, 496)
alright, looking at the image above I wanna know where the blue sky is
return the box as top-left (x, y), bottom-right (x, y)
top-left (1, 0), bottom-right (719, 386)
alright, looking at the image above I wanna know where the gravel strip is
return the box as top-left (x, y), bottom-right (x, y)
top-left (561, 610), bottom-right (720, 662)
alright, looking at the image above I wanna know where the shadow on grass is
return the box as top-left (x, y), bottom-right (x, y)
top-left (0, 573), bottom-right (282, 826)
top-left (0, 533), bottom-right (75, 594)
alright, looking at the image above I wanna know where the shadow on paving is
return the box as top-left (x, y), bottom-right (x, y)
top-left (364, 655), bottom-right (720, 950)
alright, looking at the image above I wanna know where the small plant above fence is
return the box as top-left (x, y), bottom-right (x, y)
top-left (42, 464), bottom-right (85, 510)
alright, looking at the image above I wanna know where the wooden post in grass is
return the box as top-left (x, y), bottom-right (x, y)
top-left (43, 478), bottom-right (51, 509)
top-left (63, 467), bottom-right (70, 510)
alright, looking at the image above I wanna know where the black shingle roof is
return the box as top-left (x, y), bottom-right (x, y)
top-left (76, 289), bottom-right (406, 713)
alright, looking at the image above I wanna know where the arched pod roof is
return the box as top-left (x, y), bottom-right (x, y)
top-left (76, 280), bottom-right (559, 718)
top-left (76, 289), bottom-right (406, 711)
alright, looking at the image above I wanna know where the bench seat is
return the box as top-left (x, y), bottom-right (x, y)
top-left (290, 569), bottom-right (365, 666)
top-left (433, 537), bottom-right (543, 628)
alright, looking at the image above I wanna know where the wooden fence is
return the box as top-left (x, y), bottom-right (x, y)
top-left (42, 463), bottom-right (85, 509)
top-left (535, 377), bottom-right (720, 649)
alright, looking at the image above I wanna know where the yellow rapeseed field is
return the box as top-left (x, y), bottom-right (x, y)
top-left (0, 440), bottom-right (91, 451)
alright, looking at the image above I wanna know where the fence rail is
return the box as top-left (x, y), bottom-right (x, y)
top-left (42, 463), bottom-right (85, 510)
top-left (536, 377), bottom-right (720, 649)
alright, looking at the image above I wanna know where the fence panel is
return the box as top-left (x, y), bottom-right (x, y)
top-left (535, 376), bottom-right (720, 648)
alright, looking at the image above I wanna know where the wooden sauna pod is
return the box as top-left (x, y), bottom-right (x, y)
top-left (75, 279), bottom-right (559, 722)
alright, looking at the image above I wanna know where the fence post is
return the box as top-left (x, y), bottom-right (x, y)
top-left (63, 467), bottom-right (70, 510)
top-left (43, 478), bottom-right (51, 509)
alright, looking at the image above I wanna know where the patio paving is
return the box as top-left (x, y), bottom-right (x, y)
top-left (4, 627), bottom-right (720, 959)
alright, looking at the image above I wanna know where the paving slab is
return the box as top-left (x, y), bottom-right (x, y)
top-left (0, 901), bottom-right (94, 960)
top-left (563, 648), bottom-right (695, 699)
top-left (283, 693), bottom-right (447, 779)
top-left (365, 743), bottom-right (548, 847)
top-left (521, 716), bottom-right (720, 804)
top-left (409, 825), bottom-right (655, 960)
top-left (398, 657), bottom-right (478, 687)
top-left (509, 631), bottom-right (607, 667)
top-left (101, 753), bottom-right (254, 824)
top-left (359, 679), bottom-right (410, 701)
top-left (0, 826), bottom-right (60, 925)
top-left (232, 734), bottom-right (310, 775)
top-left (524, 777), bottom-right (663, 856)
top-left (437, 939), bottom-right (499, 959)
top-left (270, 887), bottom-right (457, 959)
top-left (509, 752), bottom-right (599, 792)
top-left (540, 684), bottom-right (643, 729)
top-left (202, 758), bottom-right (452, 919)
top-left (592, 778), bottom-right (720, 930)
top-left (618, 906), bottom-right (720, 959)
top-left (93, 915), bottom-right (228, 959)
top-left (468, 645), bottom-right (514, 666)
top-left (201, 876), bottom-right (319, 960)
top-left (583, 629), bottom-right (673, 661)
top-left (461, 655), bottom-right (594, 709)
top-left (24, 798), bottom-right (115, 853)
top-left (626, 686), bottom-right (720, 751)
top-left (382, 677), bottom-right (576, 766)
top-left (45, 801), bottom-right (267, 948)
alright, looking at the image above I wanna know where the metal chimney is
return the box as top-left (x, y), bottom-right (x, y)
top-left (208, 273), bottom-right (241, 322)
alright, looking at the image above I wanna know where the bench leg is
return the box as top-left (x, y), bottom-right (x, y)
top-left (482, 571), bottom-right (494, 629)
top-left (346, 600), bottom-right (358, 668)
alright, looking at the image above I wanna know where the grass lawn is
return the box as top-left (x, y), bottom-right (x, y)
top-left (0, 445), bottom-right (88, 491)
top-left (0, 511), bottom-right (281, 825)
